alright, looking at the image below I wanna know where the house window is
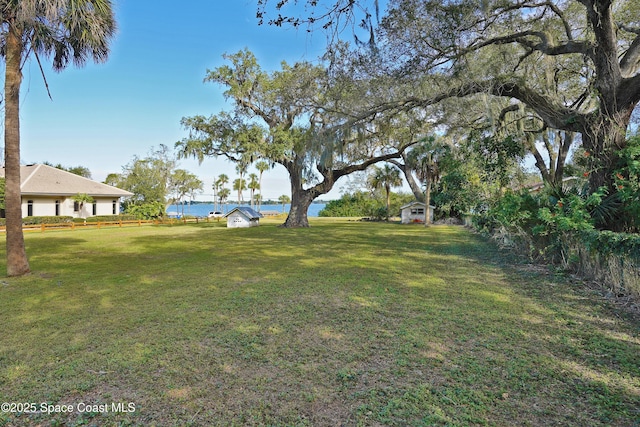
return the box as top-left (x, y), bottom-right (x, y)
top-left (55, 200), bottom-right (60, 216)
top-left (92, 201), bottom-right (97, 216)
top-left (410, 208), bottom-right (425, 215)
top-left (112, 200), bottom-right (117, 215)
top-left (27, 200), bottom-right (34, 217)
top-left (74, 201), bottom-right (79, 212)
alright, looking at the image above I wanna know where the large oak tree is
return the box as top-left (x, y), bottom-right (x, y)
top-left (177, 49), bottom-right (417, 227)
top-left (258, 0), bottom-right (640, 196)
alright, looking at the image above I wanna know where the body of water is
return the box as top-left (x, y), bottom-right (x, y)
top-left (166, 203), bottom-right (325, 218)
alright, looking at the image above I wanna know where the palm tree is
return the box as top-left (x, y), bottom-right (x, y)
top-left (254, 160), bottom-right (271, 211)
top-left (406, 138), bottom-right (451, 226)
top-left (1, 0), bottom-right (116, 276)
top-left (71, 193), bottom-right (95, 219)
top-left (218, 188), bottom-right (231, 212)
top-left (368, 164), bottom-right (403, 221)
top-left (215, 173), bottom-right (229, 211)
top-left (170, 169), bottom-right (203, 216)
top-left (233, 178), bottom-right (246, 204)
top-left (247, 173), bottom-right (259, 209)
top-left (278, 195), bottom-right (291, 213)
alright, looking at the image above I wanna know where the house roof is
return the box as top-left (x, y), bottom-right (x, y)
top-left (224, 206), bottom-right (263, 220)
top-left (525, 176), bottom-right (583, 193)
top-left (0, 164), bottom-right (133, 197)
top-left (400, 201), bottom-right (435, 209)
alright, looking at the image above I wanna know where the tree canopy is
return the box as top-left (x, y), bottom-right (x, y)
top-left (113, 145), bottom-right (178, 215)
top-left (379, 0), bottom-right (640, 192)
top-left (177, 49), bottom-right (419, 227)
top-left (257, 0), bottom-right (640, 230)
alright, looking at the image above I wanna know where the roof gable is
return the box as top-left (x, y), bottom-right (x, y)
top-left (224, 207), bottom-right (262, 220)
top-left (400, 201), bottom-right (436, 209)
top-left (0, 164), bottom-right (133, 197)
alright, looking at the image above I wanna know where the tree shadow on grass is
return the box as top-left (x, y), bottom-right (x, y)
top-left (2, 223), bottom-right (638, 426)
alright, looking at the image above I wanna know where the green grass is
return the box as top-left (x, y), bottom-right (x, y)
top-left (0, 218), bottom-right (638, 426)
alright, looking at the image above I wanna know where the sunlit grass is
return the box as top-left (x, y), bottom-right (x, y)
top-left (0, 219), bottom-right (638, 426)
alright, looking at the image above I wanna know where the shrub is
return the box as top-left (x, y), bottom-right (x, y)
top-left (125, 201), bottom-right (166, 219)
top-left (6, 216), bottom-right (75, 226)
top-left (475, 183), bottom-right (640, 298)
top-left (319, 191), bottom-right (414, 219)
top-left (612, 136), bottom-right (640, 232)
top-left (84, 215), bottom-right (138, 223)
top-left (319, 192), bottom-right (381, 217)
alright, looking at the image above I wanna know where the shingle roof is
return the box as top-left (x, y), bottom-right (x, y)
top-left (224, 206), bottom-right (263, 219)
top-left (400, 201), bottom-right (435, 209)
top-left (0, 164), bottom-right (133, 197)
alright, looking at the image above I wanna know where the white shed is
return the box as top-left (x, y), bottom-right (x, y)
top-left (224, 207), bottom-right (262, 228)
top-left (400, 201), bottom-right (435, 224)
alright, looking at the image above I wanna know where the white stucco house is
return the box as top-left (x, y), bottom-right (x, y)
top-left (0, 164), bottom-right (133, 218)
top-left (224, 207), bottom-right (262, 228)
top-left (400, 201), bottom-right (435, 224)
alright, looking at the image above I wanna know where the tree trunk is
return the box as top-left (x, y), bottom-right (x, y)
top-left (582, 115), bottom-right (630, 193)
top-left (282, 190), bottom-right (314, 227)
top-left (424, 179), bottom-right (432, 227)
top-left (553, 132), bottom-right (573, 186)
top-left (281, 162), bottom-right (314, 228)
top-left (4, 25), bottom-right (30, 277)
top-left (385, 187), bottom-right (391, 221)
top-left (280, 148), bottom-right (408, 228)
top-left (390, 157), bottom-right (424, 202)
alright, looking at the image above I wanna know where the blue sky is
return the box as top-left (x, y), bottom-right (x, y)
top-left (17, 0), bottom-right (354, 201)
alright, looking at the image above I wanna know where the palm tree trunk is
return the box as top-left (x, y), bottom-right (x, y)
top-left (424, 179), bottom-right (432, 227)
top-left (4, 25), bottom-right (30, 276)
top-left (258, 173), bottom-right (263, 212)
top-left (385, 186), bottom-right (391, 221)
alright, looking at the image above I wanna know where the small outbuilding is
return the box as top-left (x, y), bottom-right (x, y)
top-left (224, 207), bottom-right (263, 228)
top-left (400, 201), bottom-right (435, 224)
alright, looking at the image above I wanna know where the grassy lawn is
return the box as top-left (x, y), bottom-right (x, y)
top-left (0, 218), bottom-right (638, 426)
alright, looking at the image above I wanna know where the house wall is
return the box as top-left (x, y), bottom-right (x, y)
top-left (21, 197), bottom-right (121, 218)
top-left (226, 211), bottom-right (258, 228)
top-left (227, 211), bottom-right (249, 228)
top-left (401, 205), bottom-right (434, 224)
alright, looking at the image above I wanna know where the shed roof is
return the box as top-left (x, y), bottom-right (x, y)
top-left (400, 201), bottom-right (435, 209)
top-left (0, 164), bottom-right (133, 197)
top-left (224, 206), bottom-right (263, 220)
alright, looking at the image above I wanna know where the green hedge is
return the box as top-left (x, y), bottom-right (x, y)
top-left (0, 215), bottom-right (140, 226)
top-left (0, 216), bottom-right (74, 226)
top-left (579, 229), bottom-right (640, 258)
top-left (75, 215), bottom-right (138, 223)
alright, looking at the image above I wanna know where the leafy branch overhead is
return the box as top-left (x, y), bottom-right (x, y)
top-left (258, 0), bottom-right (640, 202)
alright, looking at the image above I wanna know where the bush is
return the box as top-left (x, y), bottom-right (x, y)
top-left (475, 184), bottom-right (640, 298)
top-left (612, 136), bottom-right (640, 232)
top-left (319, 192), bottom-right (381, 217)
top-left (124, 201), bottom-right (165, 220)
top-left (0, 216), bottom-right (75, 226)
top-left (82, 215), bottom-right (138, 223)
top-left (319, 191), bottom-right (414, 219)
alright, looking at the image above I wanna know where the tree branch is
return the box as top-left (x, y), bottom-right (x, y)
top-left (620, 33), bottom-right (640, 78)
top-left (468, 30), bottom-right (592, 59)
top-left (617, 73), bottom-right (640, 109)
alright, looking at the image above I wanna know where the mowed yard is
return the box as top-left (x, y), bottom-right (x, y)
top-left (0, 218), bottom-right (638, 426)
